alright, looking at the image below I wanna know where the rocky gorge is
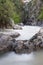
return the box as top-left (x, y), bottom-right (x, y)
top-left (0, 26), bottom-right (43, 54)
top-left (22, 0), bottom-right (43, 26)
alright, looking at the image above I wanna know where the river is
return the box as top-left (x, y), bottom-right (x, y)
top-left (15, 26), bottom-right (41, 40)
top-left (0, 26), bottom-right (41, 40)
top-left (0, 50), bottom-right (43, 65)
top-left (0, 26), bottom-right (42, 65)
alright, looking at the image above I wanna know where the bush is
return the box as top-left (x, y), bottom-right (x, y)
top-left (12, 12), bottom-right (22, 24)
top-left (38, 7), bottom-right (43, 20)
top-left (0, 0), bottom-right (14, 28)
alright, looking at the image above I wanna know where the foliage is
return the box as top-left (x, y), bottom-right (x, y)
top-left (12, 12), bottom-right (21, 24)
top-left (12, 0), bottom-right (24, 23)
top-left (0, 0), bottom-right (14, 28)
top-left (38, 7), bottom-right (43, 20)
top-left (12, 0), bottom-right (23, 11)
top-left (0, 0), bottom-right (23, 28)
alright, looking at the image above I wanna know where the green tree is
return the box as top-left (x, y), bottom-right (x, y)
top-left (0, 0), bottom-right (14, 28)
top-left (12, 0), bottom-right (24, 24)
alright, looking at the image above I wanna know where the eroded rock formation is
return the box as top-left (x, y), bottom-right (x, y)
top-left (0, 28), bottom-right (43, 54)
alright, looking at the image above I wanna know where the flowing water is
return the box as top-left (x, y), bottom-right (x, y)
top-left (0, 26), bottom-right (42, 65)
top-left (0, 26), bottom-right (41, 40)
top-left (15, 26), bottom-right (41, 40)
top-left (0, 50), bottom-right (43, 65)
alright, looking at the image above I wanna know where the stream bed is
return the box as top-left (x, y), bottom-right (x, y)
top-left (0, 26), bottom-right (42, 65)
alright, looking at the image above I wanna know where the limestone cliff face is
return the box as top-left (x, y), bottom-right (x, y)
top-left (22, 0), bottom-right (43, 25)
top-left (29, 0), bottom-right (43, 19)
top-left (27, 0), bottom-right (43, 25)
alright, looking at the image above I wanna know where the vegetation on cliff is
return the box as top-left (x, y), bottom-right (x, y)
top-left (0, 0), bottom-right (43, 28)
top-left (11, 0), bottom-right (23, 24)
top-left (0, 0), bottom-right (23, 28)
top-left (31, 0), bottom-right (43, 20)
top-left (38, 7), bottom-right (43, 20)
top-left (0, 0), bottom-right (14, 28)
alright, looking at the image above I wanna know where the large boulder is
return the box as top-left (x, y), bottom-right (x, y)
top-left (9, 18), bottom-right (15, 28)
top-left (14, 25), bottom-right (22, 30)
top-left (0, 32), bottom-right (20, 53)
top-left (0, 35), bottom-right (12, 53)
top-left (10, 32), bottom-right (20, 38)
top-left (18, 23), bottom-right (24, 26)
